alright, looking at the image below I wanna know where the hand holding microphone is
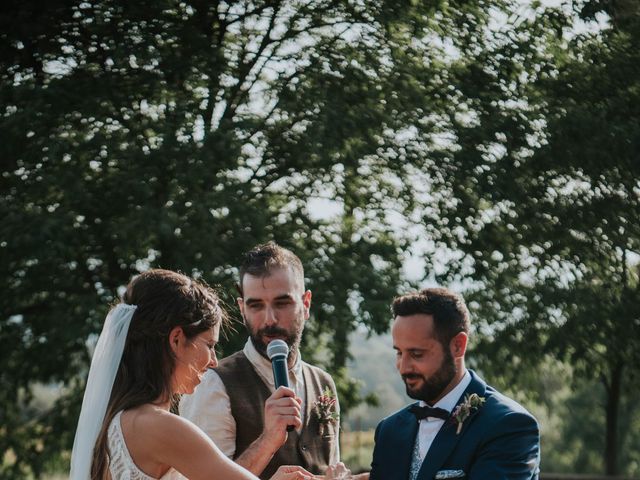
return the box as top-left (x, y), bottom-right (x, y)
top-left (267, 340), bottom-right (299, 434)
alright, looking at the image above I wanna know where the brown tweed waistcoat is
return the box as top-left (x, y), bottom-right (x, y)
top-left (215, 351), bottom-right (339, 480)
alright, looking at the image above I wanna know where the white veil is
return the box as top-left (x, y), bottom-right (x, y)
top-left (69, 303), bottom-right (137, 480)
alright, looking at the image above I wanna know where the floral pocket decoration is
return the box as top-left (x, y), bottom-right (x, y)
top-left (313, 387), bottom-right (339, 435)
top-left (451, 393), bottom-right (485, 434)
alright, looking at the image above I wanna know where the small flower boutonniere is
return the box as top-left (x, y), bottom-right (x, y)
top-left (450, 393), bottom-right (485, 434)
top-left (313, 387), bottom-right (339, 436)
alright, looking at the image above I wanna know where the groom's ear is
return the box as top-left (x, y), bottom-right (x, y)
top-left (450, 332), bottom-right (468, 358)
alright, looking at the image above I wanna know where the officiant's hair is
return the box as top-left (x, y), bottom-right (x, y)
top-left (392, 287), bottom-right (470, 347)
top-left (91, 269), bottom-right (227, 480)
top-left (238, 241), bottom-right (305, 295)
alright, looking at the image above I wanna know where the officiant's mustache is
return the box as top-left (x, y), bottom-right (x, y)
top-left (257, 326), bottom-right (291, 340)
top-left (253, 325), bottom-right (301, 349)
top-left (401, 373), bottom-right (424, 381)
top-left (250, 325), bottom-right (300, 358)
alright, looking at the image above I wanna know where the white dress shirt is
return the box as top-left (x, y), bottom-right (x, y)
top-left (179, 339), bottom-right (307, 458)
top-left (415, 369), bottom-right (472, 462)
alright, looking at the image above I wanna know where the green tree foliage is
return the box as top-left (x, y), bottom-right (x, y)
top-left (0, 0), bottom-right (509, 476)
top-left (420, 1), bottom-right (640, 474)
top-left (8, 0), bottom-right (633, 476)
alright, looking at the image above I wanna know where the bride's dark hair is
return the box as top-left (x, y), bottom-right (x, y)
top-left (91, 269), bottom-right (227, 479)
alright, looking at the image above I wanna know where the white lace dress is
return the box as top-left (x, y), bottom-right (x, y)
top-left (108, 411), bottom-right (187, 480)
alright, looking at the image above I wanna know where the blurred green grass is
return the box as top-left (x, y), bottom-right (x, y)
top-left (340, 429), bottom-right (374, 474)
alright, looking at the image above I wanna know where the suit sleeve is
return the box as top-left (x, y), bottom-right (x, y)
top-left (468, 411), bottom-right (540, 480)
top-left (368, 422), bottom-right (383, 480)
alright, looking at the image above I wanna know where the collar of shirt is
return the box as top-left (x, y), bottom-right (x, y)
top-left (242, 338), bottom-right (304, 393)
top-left (414, 369), bottom-right (472, 462)
top-left (418, 369), bottom-right (472, 421)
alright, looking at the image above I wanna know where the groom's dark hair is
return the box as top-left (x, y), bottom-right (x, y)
top-left (392, 288), bottom-right (470, 347)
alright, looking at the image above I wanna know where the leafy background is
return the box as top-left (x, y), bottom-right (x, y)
top-left (1, 0), bottom-right (639, 477)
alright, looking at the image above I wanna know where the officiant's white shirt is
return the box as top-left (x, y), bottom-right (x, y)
top-left (416, 369), bottom-right (471, 462)
top-left (180, 339), bottom-right (339, 462)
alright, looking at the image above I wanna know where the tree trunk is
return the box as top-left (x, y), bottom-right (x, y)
top-left (604, 362), bottom-right (623, 475)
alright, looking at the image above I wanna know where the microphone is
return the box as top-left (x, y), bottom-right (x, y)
top-left (266, 339), bottom-right (294, 432)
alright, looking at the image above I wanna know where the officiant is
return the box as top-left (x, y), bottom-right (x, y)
top-left (180, 242), bottom-right (340, 479)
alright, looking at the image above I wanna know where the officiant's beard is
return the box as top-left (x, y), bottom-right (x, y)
top-left (248, 324), bottom-right (302, 360)
top-left (402, 347), bottom-right (457, 404)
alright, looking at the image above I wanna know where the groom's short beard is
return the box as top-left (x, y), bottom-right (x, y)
top-left (402, 346), bottom-right (457, 404)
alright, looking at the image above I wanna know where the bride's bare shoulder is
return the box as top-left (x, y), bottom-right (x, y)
top-left (121, 404), bottom-right (203, 440)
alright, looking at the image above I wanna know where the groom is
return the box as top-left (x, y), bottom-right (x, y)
top-left (370, 288), bottom-right (540, 480)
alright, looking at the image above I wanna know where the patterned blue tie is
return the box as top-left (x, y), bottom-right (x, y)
top-left (409, 432), bottom-right (422, 480)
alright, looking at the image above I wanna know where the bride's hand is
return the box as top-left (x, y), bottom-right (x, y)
top-left (324, 462), bottom-right (352, 479)
top-left (270, 465), bottom-right (315, 480)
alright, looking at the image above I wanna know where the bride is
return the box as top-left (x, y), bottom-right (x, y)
top-left (70, 269), bottom-right (313, 480)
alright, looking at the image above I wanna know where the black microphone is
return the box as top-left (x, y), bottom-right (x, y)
top-left (266, 339), bottom-right (294, 432)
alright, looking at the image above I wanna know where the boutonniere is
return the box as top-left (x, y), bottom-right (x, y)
top-left (313, 387), bottom-right (339, 435)
top-left (450, 393), bottom-right (485, 434)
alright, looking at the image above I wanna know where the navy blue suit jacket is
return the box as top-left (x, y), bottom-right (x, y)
top-left (370, 370), bottom-right (540, 480)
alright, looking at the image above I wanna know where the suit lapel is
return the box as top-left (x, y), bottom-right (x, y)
top-left (396, 406), bottom-right (420, 479)
top-left (301, 365), bottom-right (315, 430)
top-left (417, 371), bottom-right (487, 480)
